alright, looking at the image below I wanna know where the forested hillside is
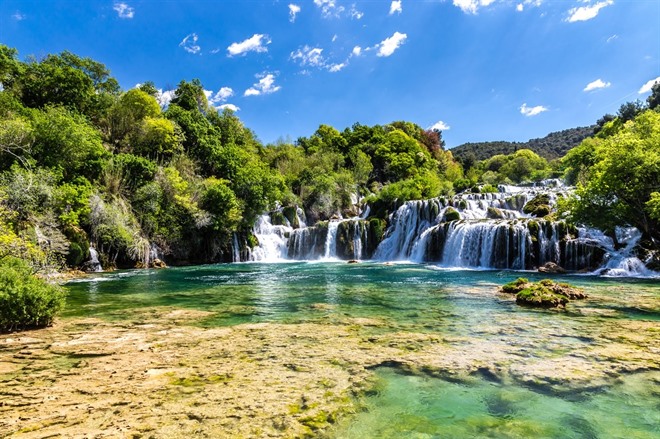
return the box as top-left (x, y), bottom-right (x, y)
top-left (451, 126), bottom-right (595, 165)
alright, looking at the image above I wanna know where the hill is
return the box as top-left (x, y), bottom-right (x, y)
top-left (450, 126), bottom-right (595, 163)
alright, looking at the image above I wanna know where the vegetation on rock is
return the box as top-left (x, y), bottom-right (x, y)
top-left (499, 277), bottom-right (586, 308)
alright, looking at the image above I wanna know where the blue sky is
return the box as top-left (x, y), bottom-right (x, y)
top-left (1, 0), bottom-right (659, 148)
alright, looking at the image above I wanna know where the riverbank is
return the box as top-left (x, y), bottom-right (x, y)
top-left (2, 298), bottom-right (658, 438)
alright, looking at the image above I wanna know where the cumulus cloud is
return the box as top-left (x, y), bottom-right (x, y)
top-left (352, 46), bottom-right (362, 56)
top-left (290, 46), bottom-right (326, 67)
top-left (314, 0), bottom-right (344, 18)
top-left (584, 79), bottom-right (611, 92)
top-left (377, 32), bottom-right (407, 57)
top-left (179, 33), bottom-right (201, 54)
top-left (429, 120), bottom-right (450, 131)
top-left (205, 87), bottom-right (235, 106)
top-left (328, 63), bottom-right (347, 72)
top-left (227, 34), bottom-right (271, 57)
top-left (290, 46), bottom-right (349, 73)
top-left (639, 77), bottom-right (660, 94)
top-left (453, 0), bottom-right (496, 15)
top-left (390, 1), bottom-right (402, 15)
top-left (520, 103), bottom-right (548, 117)
top-left (113, 2), bottom-right (134, 19)
top-left (244, 73), bottom-right (281, 97)
top-left (565, 0), bottom-right (613, 23)
top-left (218, 104), bottom-right (240, 112)
top-left (289, 4), bottom-right (301, 22)
top-left (157, 89), bottom-right (176, 108)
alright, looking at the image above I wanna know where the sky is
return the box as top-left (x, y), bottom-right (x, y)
top-left (1, 0), bottom-right (659, 148)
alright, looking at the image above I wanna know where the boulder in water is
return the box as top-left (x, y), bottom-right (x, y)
top-left (499, 278), bottom-right (586, 308)
top-left (523, 194), bottom-right (552, 218)
top-left (538, 262), bottom-right (567, 274)
top-left (152, 258), bottom-right (167, 269)
top-left (487, 207), bottom-right (506, 219)
top-left (443, 207), bottom-right (460, 222)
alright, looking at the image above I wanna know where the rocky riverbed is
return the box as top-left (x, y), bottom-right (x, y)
top-left (1, 302), bottom-right (658, 438)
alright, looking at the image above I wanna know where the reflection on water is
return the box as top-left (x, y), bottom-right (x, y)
top-left (64, 263), bottom-right (660, 437)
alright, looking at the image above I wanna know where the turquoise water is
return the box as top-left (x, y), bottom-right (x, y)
top-left (64, 262), bottom-right (660, 438)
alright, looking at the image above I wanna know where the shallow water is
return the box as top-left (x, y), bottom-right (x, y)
top-left (64, 262), bottom-right (660, 438)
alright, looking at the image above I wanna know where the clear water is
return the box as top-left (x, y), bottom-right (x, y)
top-left (64, 262), bottom-right (660, 438)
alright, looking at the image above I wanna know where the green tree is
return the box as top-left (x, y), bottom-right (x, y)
top-left (561, 110), bottom-right (660, 239)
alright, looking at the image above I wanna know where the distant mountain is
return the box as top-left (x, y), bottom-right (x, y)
top-left (450, 126), bottom-right (595, 163)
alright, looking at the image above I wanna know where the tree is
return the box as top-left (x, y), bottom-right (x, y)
top-left (647, 82), bottom-right (660, 110)
top-left (562, 110), bottom-right (660, 240)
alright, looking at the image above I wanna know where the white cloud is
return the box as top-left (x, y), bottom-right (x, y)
top-left (113, 2), bottom-right (134, 19)
top-left (290, 46), bottom-right (326, 67)
top-left (289, 4), bottom-right (301, 22)
top-left (206, 87), bottom-right (235, 106)
top-left (606, 34), bottom-right (618, 43)
top-left (157, 89), bottom-right (176, 108)
top-left (639, 77), bottom-right (660, 94)
top-left (332, 34), bottom-right (338, 42)
top-left (350, 4), bottom-right (364, 19)
top-left (314, 0), bottom-right (344, 18)
top-left (179, 33), bottom-right (201, 54)
top-left (218, 104), bottom-right (240, 112)
top-left (11, 11), bottom-right (26, 20)
top-left (227, 34), bottom-right (271, 57)
top-left (583, 79), bottom-right (611, 92)
top-left (429, 120), bottom-right (450, 131)
top-left (390, 1), bottom-right (402, 15)
top-left (516, 4), bottom-right (523, 12)
top-left (453, 0), bottom-right (496, 15)
top-left (328, 63), bottom-right (347, 72)
top-left (377, 32), bottom-right (407, 57)
top-left (565, 0), bottom-right (613, 23)
top-left (520, 103), bottom-right (548, 117)
top-left (244, 73), bottom-right (281, 97)
top-left (352, 46), bottom-right (362, 56)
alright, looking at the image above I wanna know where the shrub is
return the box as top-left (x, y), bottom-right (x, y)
top-left (0, 257), bottom-right (66, 332)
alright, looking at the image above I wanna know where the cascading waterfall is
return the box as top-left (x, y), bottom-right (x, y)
top-left (249, 214), bottom-right (292, 261)
top-left (243, 183), bottom-right (656, 276)
top-left (88, 245), bottom-right (103, 272)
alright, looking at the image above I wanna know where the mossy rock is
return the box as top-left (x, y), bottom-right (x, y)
top-left (487, 207), bottom-right (506, 219)
top-left (443, 207), bottom-right (460, 222)
top-left (282, 206), bottom-right (300, 228)
top-left (270, 211), bottom-right (287, 226)
top-left (523, 194), bottom-right (552, 217)
top-left (499, 277), bottom-right (585, 308)
top-left (516, 285), bottom-right (568, 308)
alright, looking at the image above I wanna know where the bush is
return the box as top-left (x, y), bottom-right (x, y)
top-left (0, 257), bottom-right (66, 332)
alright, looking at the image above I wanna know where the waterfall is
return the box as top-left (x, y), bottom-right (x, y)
top-left (88, 245), bottom-right (103, 272)
top-left (372, 183), bottom-right (607, 271)
top-left (249, 214), bottom-right (292, 262)
top-left (323, 220), bottom-right (341, 259)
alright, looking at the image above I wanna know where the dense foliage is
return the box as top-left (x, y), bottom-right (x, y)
top-left (0, 256), bottom-right (65, 331)
top-left (561, 109), bottom-right (660, 241)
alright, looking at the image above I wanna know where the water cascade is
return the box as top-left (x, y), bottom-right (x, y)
top-left (88, 245), bottom-right (103, 272)
top-left (244, 183), bottom-right (655, 275)
top-left (373, 184), bottom-right (606, 271)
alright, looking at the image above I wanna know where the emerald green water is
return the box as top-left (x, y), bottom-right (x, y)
top-left (64, 262), bottom-right (660, 438)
